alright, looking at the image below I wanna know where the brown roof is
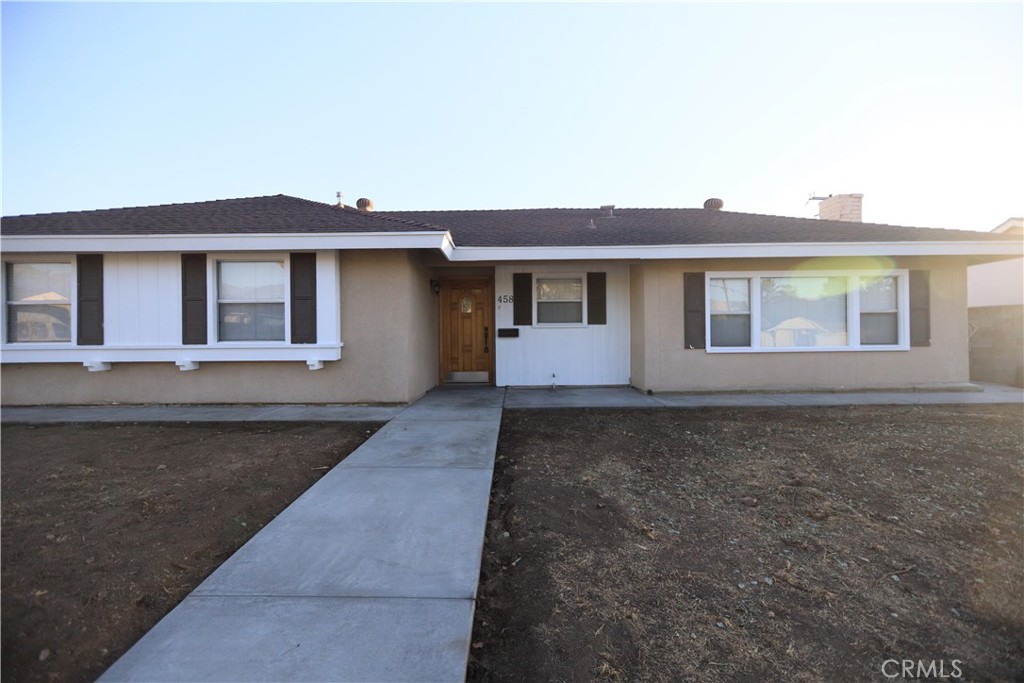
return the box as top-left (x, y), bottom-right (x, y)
top-left (2, 195), bottom-right (1018, 248)
top-left (384, 208), bottom-right (1015, 247)
top-left (0, 195), bottom-right (446, 236)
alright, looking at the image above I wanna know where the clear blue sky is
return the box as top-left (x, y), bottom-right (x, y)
top-left (2, 2), bottom-right (1021, 231)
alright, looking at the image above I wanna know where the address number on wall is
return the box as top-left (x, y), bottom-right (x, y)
top-left (497, 295), bottom-right (514, 304)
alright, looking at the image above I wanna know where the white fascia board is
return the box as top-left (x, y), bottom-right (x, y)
top-left (0, 231), bottom-right (450, 253)
top-left (439, 231), bottom-right (457, 259)
top-left (445, 240), bottom-right (1024, 262)
top-left (5, 232), bottom-right (1019, 262)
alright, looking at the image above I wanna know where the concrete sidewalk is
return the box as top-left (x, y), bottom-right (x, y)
top-left (0, 403), bottom-right (403, 424)
top-left (99, 386), bottom-right (504, 683)
top-left (5, 383), bottom-right (1018, 425)
top-left (503, 382), bottom-right (1024, 409)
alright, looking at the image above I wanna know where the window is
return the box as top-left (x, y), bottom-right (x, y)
top-left (706, 271), bottom-right (907, 351)
top-left (860, 276), bottom-right (898, 345)
top-left (217, 261), bottom-right (285, 341)
top-left (709, 278), bottom-right (751, 347)
top-left (6, 262), bottom-right (72, 343)
top-left (760, 277), bottom-right (847, 348)
top-left (537, 277), bottom-right (583, 324)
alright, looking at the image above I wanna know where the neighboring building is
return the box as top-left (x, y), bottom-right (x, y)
top-left (1, 194), bottom-right (1020, 405)
top-left (967, 218), bottom-right (1024, 387)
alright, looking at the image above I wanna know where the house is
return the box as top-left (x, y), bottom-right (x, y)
top-left (1, 194), bottom-right (1021, 405)
top-left (967, 217), bottom-right (1024, 387)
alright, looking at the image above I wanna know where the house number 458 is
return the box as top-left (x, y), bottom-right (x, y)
top-left (497, 295), bottom-right (514, 304)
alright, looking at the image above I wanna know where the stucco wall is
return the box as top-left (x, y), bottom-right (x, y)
top-left (405, 253), bottom-right (441, 400)
top-left (630, 256), bottom-right (970, 392)
top-left (1, 250), bottom-right (439, 405)
top-left (967, 257), bottom-right (1023, 308)
top-left (969, 304), bottom-right (1024, 387)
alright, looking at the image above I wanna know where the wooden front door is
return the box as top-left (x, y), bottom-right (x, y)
top-left (440, 278), bottom-right (493, 383)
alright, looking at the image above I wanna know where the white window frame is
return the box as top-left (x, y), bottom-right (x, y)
top-left (210, 254), bottom-right (290, 345)
top-left (705, 269), bottom-right (910, 353)
top-left (858, 275), bottom-right (900, 346)
top-left (534, 273), bottom-right (587, 327)
top-left (1, 256), bottom-right (77, 347)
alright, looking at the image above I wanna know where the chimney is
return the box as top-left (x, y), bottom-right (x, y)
top-left (600, 204), bottom-right (615, 217)
top-left (817, 194), bottom-right (863, 222)
top-left (336, 191), bottom-right (344, 208)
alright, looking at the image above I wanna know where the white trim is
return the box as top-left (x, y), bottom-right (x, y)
top-left (1, 343), bottom-right (343, 365)
top-left (1, 231), bottom-right (450, 254)
top-left (3, 231), bottom-right (1020, 262)
top-left (705, 269), bottom-right (911, 353)
top-left (447, 240), bottom-right (1022, 262)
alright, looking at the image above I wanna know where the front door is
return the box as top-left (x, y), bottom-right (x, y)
top-left (440, 278), bottom-right (493, 383)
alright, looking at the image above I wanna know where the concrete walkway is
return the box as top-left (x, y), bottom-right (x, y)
top-left (4, 384), bottom-right (1019, 427)
top-left (0, 403), bottom-right (403, 424)
top-left (98, 386), bottom-right (504, 683)
top-left (504, 382), bottom-right (1024, 409)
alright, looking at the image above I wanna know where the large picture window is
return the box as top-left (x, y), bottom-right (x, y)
top-left (760, 276), bottom-right (847, 348)
top-left (217, 261), bottom-right (286, 341)
top-left (706, 271), bottom-right (908, 352)
top-left (6, 262), bottom-right (72, 343)
top-left (536, 277), bottom-right (583, 324)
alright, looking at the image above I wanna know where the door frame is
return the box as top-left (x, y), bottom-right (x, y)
top-left (438, 276), bottom-right (496, 385)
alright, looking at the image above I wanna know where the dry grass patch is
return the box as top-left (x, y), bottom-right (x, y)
top-left (470, 405), bottom-right (1023, 682)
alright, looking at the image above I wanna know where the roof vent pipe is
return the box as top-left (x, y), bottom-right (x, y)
top-left (356, 198), bottom-right (374, 212)
top-left (703, 198), bottom-right (724, 210)
top-left (336, 191), bottom-right (344, 208)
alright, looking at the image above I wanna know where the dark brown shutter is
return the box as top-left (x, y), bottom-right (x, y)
top-left (181, 254), bottom-right (207, 345)
top-left (684, 272), bottom-right (706, 350)
top-left (909, 270), bottom-right (930, 347)
top-left (587, 272), bottom-right (607, 325)
top-left (76, 254), bottom-right (103, 345)
top-left (290, 253), bottom-right (317, 344)
top-left (513, 273), bottom-right (532, 326)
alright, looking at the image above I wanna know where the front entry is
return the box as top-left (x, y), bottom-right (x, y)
top-left (440, 278), bottom-right (494, 384)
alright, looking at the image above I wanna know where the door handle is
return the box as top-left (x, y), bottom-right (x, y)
top-left (484, 326), bottom-right (489, 354)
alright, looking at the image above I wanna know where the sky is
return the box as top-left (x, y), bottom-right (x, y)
top-left (2, 2), bottom-right (1021, 231)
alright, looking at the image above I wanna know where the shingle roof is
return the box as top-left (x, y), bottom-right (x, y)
top-left (383, 208), bottom-right (1014, 247)
top-left (0, 195), bottom-right (446, 236)
top-left (2, 195), bottom-right (1017, 248)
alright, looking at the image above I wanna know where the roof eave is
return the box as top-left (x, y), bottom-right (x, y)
top-left (444, 240), bottom-right (1024, 262)
top-left (0, 231), bottom-right (451, 254)
top-left (2, 234), bottom-right (1018, 264)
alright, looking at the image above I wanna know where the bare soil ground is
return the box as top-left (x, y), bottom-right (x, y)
top-left (469, 405), bottom-right (1024, 682)
top-left (1, 421), bottom-right (380, 683)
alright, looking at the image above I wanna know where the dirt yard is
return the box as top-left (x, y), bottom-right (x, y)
top-left (1, 421), bottom-right (380, 683)
top-left (469, 405), bottom-right (1024, 682)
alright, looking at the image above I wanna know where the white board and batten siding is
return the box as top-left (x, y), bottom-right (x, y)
top-left (494, 263), bottom-right (630, 387)
top-left (105, 253), bottom-right (182, 346)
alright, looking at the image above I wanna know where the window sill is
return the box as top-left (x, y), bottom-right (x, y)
top-left (0, 343), bottom-right (343, 368)
top-left (706, 345), bottom-right (909, 354)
